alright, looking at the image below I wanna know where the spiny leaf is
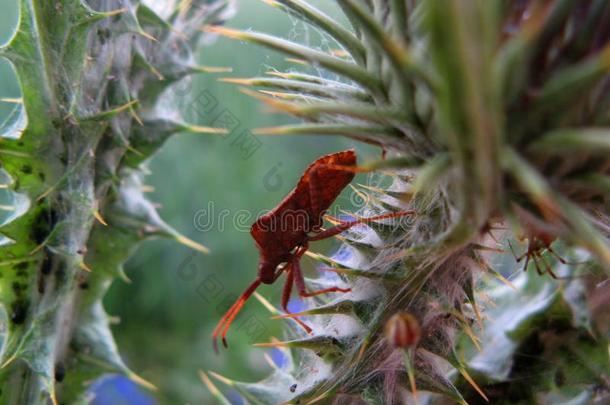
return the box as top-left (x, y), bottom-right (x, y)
top-left (124, 118), bottom-right (227, 167)
top-left (204, 26), bottom-right (385, 95)
top-left (209, 370), bottom-right (298, 405)
top-left (242, 88), bottom-right (409, 123)
top-left (272, 299), bottom-right (355, 318)
top-left (536, 44), bottom-right (610, 109)
top-left (220, 77), bottom-right (371, 101)
top-left (253, 123), bottom-right (405, 149)
top-left (254, 335), bottom-right (344, 356)
top-left (75, 100), bottom-right (139, 122)
top-left (0, 101), bottom-right (26, 140)
top-left (262, 0), bottom-right (366, 65)
top-left (412, 153), bottom-right (451, 195)
top-left (200, 371), bottom-right (232, 405)
top-left (341, 0), bottom-right (434, 95)
top-left (528, 128), bottom-right (610, 154)
top-left (265, 70), bottom-right (328, 84)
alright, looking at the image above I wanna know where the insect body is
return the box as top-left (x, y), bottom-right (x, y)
top-left (213, 150), bottom-right (414, 351)
top-left (510, 233), bottom-right (565, 278)
top-left (508, 205), bottom-right (574, 279)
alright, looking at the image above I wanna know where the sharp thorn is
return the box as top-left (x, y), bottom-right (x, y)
top-left (174, 234), bottom-right (210, 254)
top-left (199, 370), bottom-right (222, 397)
top-left (93, 210), bottom-right (108, 226)
top-left (199, 65), bottom-right (233, 73)
top-left (127, 371), bottom-right (158, 391)
top-left (79, 261), bottom-right (92, 272)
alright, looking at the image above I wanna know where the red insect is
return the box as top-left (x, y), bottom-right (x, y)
top-left (213, 149), bottom-right (415, 351)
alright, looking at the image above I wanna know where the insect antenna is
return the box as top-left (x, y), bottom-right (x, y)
top-left (212, 279), bottom-right (262, 353)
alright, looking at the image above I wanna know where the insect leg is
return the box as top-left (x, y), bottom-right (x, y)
top-left (508, 240), bottom-right (528, 263)
top-left (532, 253), bottom-right (545, 276)
top-left (546, 245), bottom-right (585, 266)
top-left (546, 246), bottom-right (568, 264)
top-left (522, 252), bottom-right (531, 273)
top-left (309, 211), bottom-right (415, 241)
top-left (281, 265), bottom-right (294, 312)
top-left (212, 278), bottom-right (262, 352)
top-left (213, 264), bottom-right (294, 351)
top-left (220, 277), bottom-right (284, 345)
top-left (291, 253), bottom-right (350, 297)
top-left (280, 264), bottom-right (313, 334)
top-left (537, 252), bottom-right (559, 279)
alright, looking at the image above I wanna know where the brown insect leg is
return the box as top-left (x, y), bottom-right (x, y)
top-left (309, 211), bottom-right (415, 241)
top-left (546, 246), bottom-right (568, 264)
top-left (291, 253), bottom-right (351, 298)
top-left (532, 253), bottom-right (545, 276)
top-left (546, 245), bottom-right (585, 266)
top-left (511, 239), bottom-right (535, 272)
top-left (280, 263), bottom-right (313, 334)
top-left (281, 265), bottom-right (294, 311)
top-left (213, 265), bottom-right (287, 352)
top-left (212, 278), bottom-right (262, 353)
top-left (537, 252), bottom-right (559, 279)
top-left (508, 240), bottom-right (528, 263)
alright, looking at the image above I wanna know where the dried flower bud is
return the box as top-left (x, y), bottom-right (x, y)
top-left (384, 312), bottom-right (421, 348)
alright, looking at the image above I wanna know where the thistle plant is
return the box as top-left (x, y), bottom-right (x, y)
top-left (0, 0), bottom-right (233, 403)
top-left (203, 1), bottom-right (610, 403)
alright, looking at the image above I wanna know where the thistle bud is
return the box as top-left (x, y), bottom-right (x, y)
top-left (384, 312), bottom-right (421, 348)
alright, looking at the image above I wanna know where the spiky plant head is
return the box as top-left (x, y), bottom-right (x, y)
top-left (206, 1), bottom-right (610, 404)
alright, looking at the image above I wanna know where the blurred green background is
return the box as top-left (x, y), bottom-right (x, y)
top-left (0, 1), bottom-right (375, 403)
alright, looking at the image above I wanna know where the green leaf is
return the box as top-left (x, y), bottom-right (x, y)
top-left (210, 370), bottom-right (298, 405)
top-left (123, 117), bottom-right (226, 167)
top-left (253, 123), bottom-right (405, 149)
top-left (528, 128), bottom-right (610, 154)
top-left (265, 0), bottom-right (366, 65)
top-left (0, 172), bottom-right (30, 227)
top-left (412, 153), bottom-right (451, 195)
top-left (425, 0), bottom-right (502, 226)
top-left (0, 101), bottom-right (26, 140)
top-left (206, 26), bottom-right (385, 96)
top-left (250, 96), bottom-right (409, 125)
top-left (105, 170), bottom-right (209, 254)
top-left (341, 0), bottom-right (435, 98)
top-left (223, 76), bottom-right (370, 101)
top-left (536, 44), bottom-right (610, 109)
